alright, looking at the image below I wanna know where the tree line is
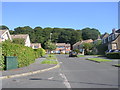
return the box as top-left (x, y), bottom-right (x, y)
top-left (0, 25), bottom-right (101, 48)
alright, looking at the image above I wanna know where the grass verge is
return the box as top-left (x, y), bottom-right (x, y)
top-left (77, 55), bottom-right (85, 57)
top-left (41, 60), bottom-right (58, 64)
top-left (41, 54), bottom-right (58, 64)
top-left (113, 64), bottom-right (120, 67)
top-left (87, 58), bottom-right (112, 62)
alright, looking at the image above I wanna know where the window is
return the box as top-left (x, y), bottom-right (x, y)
top-left (34, 46), bottom-right (39, 48)
top-left (57, 46), bottom-right (65, 48)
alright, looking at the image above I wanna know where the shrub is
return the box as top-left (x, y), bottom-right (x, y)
top-left (106, 52), bottom-right (120, 59)
top-left (12, 38), bottom-right (25, 45)
top-left (34, 48), bottom-right (45, 58)
top-left (2, 41), bottom-right (36, 69)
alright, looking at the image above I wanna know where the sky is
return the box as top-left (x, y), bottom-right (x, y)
top-left (2, 2), bottom-right (118, 34)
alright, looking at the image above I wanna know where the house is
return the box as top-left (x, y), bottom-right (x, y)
top-left (73, 39), bottom-right (93, 50)
top-left (102, 29), bottom-right (120, 50)
top-left (31, 43), bottom-right (41, 49)
top-left (52, 43), bottom-right (71, 54)
top-left (73, 39), bottom-right (93, 55)
top-left (11, 34), bottom-right (31, 47)
top-left (0, 29), bottom-right (12, 43)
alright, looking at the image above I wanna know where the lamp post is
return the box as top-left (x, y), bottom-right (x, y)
top-left (50, 33), bottom-right (52, 41)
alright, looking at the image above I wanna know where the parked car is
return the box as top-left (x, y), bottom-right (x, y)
top-left (69, 51), bottom-right (78, 57)
top-left (105, 49), bottom-right (120, 54)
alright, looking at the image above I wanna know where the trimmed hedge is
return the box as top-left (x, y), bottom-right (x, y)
top-left (1, 41), bottom-right (45, 70)
top-left (106, 52), bottom-right (120, 59)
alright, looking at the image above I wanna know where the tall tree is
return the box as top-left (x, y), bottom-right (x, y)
top-left (82, 28), bottom-right (100, 40)
top-left (44, 40), bottom-right (56, 53)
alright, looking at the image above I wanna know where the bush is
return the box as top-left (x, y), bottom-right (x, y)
top-left (2, 41), bottom-right (36, 70)
top-left (34, 48), bottom-right (45, 58)
top-left (106, 52), bottom-right (120, 59)
top-left (12, 38), bottom-right (25, 45)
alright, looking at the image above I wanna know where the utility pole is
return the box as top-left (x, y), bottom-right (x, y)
top-left (50, 33), bottom-right (52, 41)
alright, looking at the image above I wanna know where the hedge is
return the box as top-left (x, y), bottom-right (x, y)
top-left (106, 52), bottom-right (120, 59)
top-left (1, 41), bottom-right (45, 70)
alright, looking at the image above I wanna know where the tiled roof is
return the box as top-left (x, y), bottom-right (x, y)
top-left (56, 43), bottom-right (70, 46)
top-left (82, 39), bottom-right (93, 43)
top-left (65, 44), bottom-right (70, 46)
top-left (11, 34), bottom-right (29, 40)
top-left (73, 39), bottom-right (93, 46)
top-left (56, 43), bottom-right (65, 45)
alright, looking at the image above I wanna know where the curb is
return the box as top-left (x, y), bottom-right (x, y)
top-left (0, 63), bottom-right (60, 79)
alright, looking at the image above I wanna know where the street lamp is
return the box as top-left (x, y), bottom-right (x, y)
top-left (50, 33), bottom-right (52, 41)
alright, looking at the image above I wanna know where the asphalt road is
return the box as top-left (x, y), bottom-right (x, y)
top-left (2, 55), bottom-right (119, 88)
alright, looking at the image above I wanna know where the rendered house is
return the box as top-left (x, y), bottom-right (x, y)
top-left (73, 39), bottom-right (93, 55)
top-left (11, 34), bottom-right (31, 47)
top-left (102, 29), bottom-right (120, 50)
top-left (52, 43), bottom-right (71, 54)
top-left (73, 39), bottom-right (93, 50)
top-left (31, 43), bottom-right (41, 49)
top-left (0, 29), bottom-right (12, 43)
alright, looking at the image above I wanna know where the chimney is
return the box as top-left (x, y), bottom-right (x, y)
top-left (112, 28), bottom-right (116, 33)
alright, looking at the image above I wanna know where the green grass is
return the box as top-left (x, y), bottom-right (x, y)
top-left (46, 54), bottom-right (57, 60)
top-left (41, 54), bottom-right (58, 64)
top-left (87, 58), bottom-right (112, 62)
top-left (41, 60), bottom-right (58, 64)
top-left (77, 55), bottom-right (85, 57)
top-left (114, 64), bottom-right (120, 67)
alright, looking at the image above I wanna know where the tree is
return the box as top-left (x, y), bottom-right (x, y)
top-left (44, 40), bottom-right (56, 53)
top-left (0, 25), bottom-right (9, 30)
top-left (82, 28), bottom-right (101, 40)
top-left (82, 43), bottom-right (93, 55)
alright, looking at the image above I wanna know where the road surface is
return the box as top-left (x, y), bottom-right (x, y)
top-left (2, 55), bottom-right (119, 88)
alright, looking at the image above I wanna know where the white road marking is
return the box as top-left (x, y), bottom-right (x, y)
top-left (59, 73), bottom-right (72, 89)
top-left (60, 62), bottom-right (63, 64)
top-left (48, 77), bottom-right (54, 80)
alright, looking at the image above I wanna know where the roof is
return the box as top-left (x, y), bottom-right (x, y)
top-left (11, 34), bottom-right (29, 40)
top-left (110, 34), bottom-right (120, 43)
top-left (73, 39), bottom-right (93, 46)
top-left (116, 29), bottom-right (120, 33)
top-left (0, 30), bottom-right (8, 36)
top-left (56, 43), bottom-right (70, 46)
top-left (82, 39), bottom-right (93, 43)
top-left (101, 33), bottom-right (109, 39)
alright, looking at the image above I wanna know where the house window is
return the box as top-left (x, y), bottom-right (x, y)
top-left (34, 46), bottom-right (39, 48)
top-left (57, 46), bottom-right (65, 48)
top-left (112, 34), bottom-right (115, 40)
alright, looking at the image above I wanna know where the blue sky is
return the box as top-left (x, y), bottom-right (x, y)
top-left (2, 2), bottom-right (118, 34)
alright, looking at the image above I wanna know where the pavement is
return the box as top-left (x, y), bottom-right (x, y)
top-left (0, 57), bottom-right (60, 79)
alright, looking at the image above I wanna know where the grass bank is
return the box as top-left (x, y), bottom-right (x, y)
top-left (87, 58), bottom-right (112, 62)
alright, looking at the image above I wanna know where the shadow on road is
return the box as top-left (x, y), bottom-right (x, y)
top-left (29, 78), bottom-right (119, 87)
